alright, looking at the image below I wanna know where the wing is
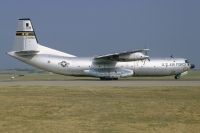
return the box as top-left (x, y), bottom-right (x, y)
top-left (94, 49), bottom-right (150, 62)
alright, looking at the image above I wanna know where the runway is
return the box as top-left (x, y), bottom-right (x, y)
top-left (0, 80), bottom-right (200, 87)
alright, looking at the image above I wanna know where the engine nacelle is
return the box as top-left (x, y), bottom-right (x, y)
top-left (119, 52), bottom-right (149, 61)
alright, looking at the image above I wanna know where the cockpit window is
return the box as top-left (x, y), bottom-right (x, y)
top-left (185, 60), bottom-right (189, 63)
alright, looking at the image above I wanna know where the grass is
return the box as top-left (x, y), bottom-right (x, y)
top-left (0, 86), bottom-right (200, 133)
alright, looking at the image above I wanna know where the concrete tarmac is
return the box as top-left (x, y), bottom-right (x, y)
top-left (0, 80), bottom-right (200, 87)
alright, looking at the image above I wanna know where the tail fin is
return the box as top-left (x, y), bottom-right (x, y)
top-left (10, 18), bottom-right (76, 57)
top-left (13, 18), bottom-right (39, 52)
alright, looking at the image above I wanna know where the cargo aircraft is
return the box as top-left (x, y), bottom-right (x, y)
top-left (8, 18), bottom-right (195, 80)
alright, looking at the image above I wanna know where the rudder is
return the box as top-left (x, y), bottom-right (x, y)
top-left (13, 18), bottom-right (38, 52)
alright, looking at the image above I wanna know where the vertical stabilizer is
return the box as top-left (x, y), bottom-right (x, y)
top-left (14, 18), bottom-right (38, 51)
top-left (10, 18), bottom-right (76, 57)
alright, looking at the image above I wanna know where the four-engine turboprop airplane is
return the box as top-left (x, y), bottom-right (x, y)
top-left (8, 18), bottom-right (195, 80)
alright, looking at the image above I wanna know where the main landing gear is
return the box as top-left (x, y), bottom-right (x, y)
top-left (100, 77), bottom-right (119, 80)
top-left (174, 74), bottom-right (181, 80)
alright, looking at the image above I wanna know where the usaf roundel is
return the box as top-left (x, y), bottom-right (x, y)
top-left (60, 61), bottom-right (68, 67)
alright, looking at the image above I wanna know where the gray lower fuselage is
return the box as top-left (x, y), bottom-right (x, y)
top-left (10, 53), bottom-right (190, 78)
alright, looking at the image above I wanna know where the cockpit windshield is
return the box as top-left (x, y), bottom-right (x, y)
top-left (185, 60), bottom-right (190, 64)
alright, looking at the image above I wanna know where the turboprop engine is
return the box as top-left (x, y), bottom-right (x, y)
top-left (118, 52), bottom-right (149, 61)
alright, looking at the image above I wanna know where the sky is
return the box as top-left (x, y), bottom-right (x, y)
top-left (0, 0), bottom-right (199, 69)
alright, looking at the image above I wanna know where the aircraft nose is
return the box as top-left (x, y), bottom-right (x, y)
top-left (190, 64), bottom-right (195, 69)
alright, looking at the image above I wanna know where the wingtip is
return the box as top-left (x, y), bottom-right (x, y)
top-left (144, 48), bottom-right (150, 51)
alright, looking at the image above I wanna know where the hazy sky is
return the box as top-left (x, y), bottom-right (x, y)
top-left (0, 0), bottom-right (199, 69)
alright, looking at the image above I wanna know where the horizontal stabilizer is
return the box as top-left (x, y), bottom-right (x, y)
top-left (15, 50), bottom-right (39, 56)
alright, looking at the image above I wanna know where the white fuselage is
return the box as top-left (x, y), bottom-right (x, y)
top-left (9, 52), bottom-right (190, 78)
